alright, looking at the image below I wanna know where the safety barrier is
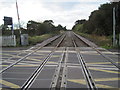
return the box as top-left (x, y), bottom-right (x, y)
top-left (0, 35), bottom-right (16, 46)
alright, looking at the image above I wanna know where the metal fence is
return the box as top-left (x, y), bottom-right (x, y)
top-left (0, 35), bottom-right (16, 46)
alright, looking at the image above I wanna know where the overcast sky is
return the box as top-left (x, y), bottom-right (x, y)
top-left (0, 0), bottom-right (113, 29)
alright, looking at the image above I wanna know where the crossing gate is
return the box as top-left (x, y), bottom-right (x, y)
top-left (0, 35), bottom-right (16, 46)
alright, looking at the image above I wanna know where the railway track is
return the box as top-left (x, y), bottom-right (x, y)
top-left (21, 34), bottom-right (66, 89)
top-left (50, 47), bottom-right (68, 90)
top-left (0, 34), bottom-right (63, 73)
top-left (72, 37), bottom-right (97, 90)
top-left (73, 32), bottom-right (120, 70)
top-left (1, 31), bottom-right (119, 89)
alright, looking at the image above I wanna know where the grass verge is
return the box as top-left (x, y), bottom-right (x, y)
top-left (29, 33), bottom-right (57, 45)
top-left (14, 30), bottom-right (64, 47)
top-left (74, 31), bottom-right (115, 49)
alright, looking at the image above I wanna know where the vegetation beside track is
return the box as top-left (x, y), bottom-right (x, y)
top-left (15, 30), bottom-right (64, 46)
top-left (72, 2), bottom-right (120, 49)
top-left (28, 31), bottom-right (62, 45)
top-left (74, 31), bottom-right (117, 49)
top-left (1, 20), bottom-right (66, 47)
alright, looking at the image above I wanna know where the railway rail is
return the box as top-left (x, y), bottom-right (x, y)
top-left (73, 32), bottom-right (120, 70)
top-left (0, 34), bottom-right (63, 73)
top-left (50, 47), bottom-right (68, 90)
top-left (1, 31), bottom-right (119, 89)
top-left (72, 38), bottom-right (97, 90)
top-left (21, 34), bottom-right (66, 89)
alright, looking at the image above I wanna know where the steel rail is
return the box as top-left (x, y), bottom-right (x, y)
top-left (73, 32), bottom-right (120, 70)
top-left (50, 48), bottom-right (65, 90)
top-left (50, 47), bottom-right (68, 90)
top-left (92, 47), bottom-right (120, 69)
top-left (0, 35), bottom-right (62, 74)
top-left (72, 37), bottom-right (97, 90)
top-left (60, 47), bottom-right (68, 89)
top-left (21, 34), bottom-right (66, 90)
top-left (3, 35), bottom-right (62, 62)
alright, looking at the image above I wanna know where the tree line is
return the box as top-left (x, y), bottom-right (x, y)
top-left (1, 20), bottom-right (67, 36)
top-left (27, 20), bottom-right (67, 36)
top-left (72, 2), bottom-right (120, 36)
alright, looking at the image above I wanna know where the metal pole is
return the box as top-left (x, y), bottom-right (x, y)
top-left (16, 0), bottom-right (21, 30)
top-left (16, 0), bottom-right (21, 45)
top-left (113, 7), bottom-right (116, 47)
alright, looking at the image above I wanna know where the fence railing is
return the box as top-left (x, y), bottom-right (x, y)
top-left (0, 35), bottom-right (16, 46)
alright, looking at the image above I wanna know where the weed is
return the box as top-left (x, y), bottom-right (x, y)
top-left (74, 31), bottom-right (114, 49)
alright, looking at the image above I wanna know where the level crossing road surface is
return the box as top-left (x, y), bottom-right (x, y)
top-left (0, 31), bottom-right (119, 89)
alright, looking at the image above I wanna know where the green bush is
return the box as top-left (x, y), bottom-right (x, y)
top-left (74, 31), bottom-right (113, 49)
top-left (29, 34), bottom-right (54, 45)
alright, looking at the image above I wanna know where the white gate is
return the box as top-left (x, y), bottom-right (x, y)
top-left (0, 35), bottom-right (16, 46)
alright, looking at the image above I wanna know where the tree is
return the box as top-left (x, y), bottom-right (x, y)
top-left (72, 19), bottom-right (86, 32)
top-left (26, 20), bottom-right (66, 36)
top-left (56, 24), bottom-right (63, 31)
top-left (116, 2), bottom-right (120, 34)
top-left (75, 19), bottom-right (86, 25)
top-left (80, 2), bottom-right (117, 36)
top-left (43, 20), bottom-right (54, 25)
